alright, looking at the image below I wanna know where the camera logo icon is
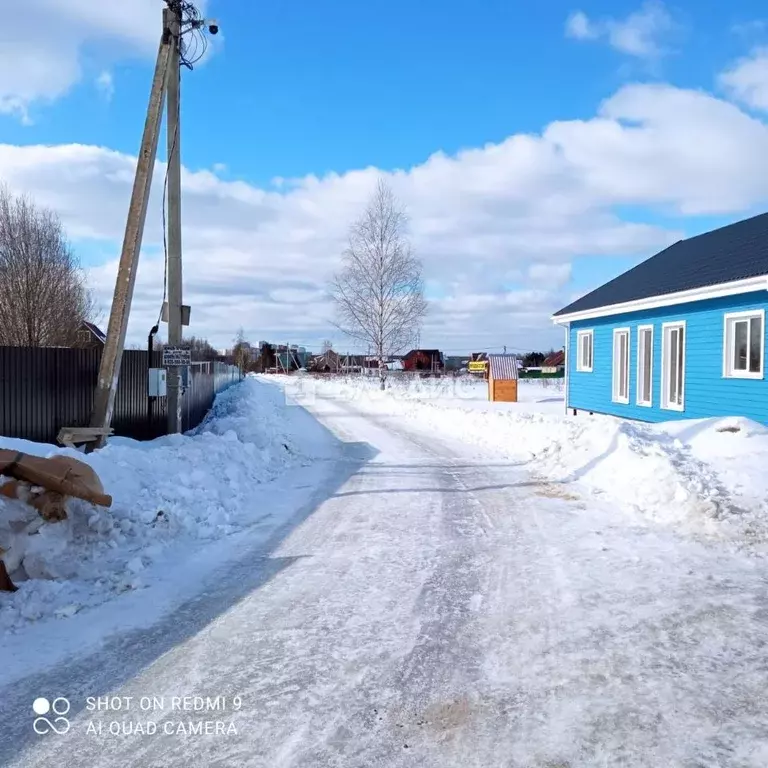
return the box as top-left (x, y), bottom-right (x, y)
top-left (33, 697), bottom-right (71, 735)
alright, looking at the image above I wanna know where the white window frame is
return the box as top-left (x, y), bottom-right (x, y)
top-left (576, 330), bottom-right (593, 372)
top-left (722, 309), bottom-right (764, 380)
top-left (661, 321), bottom-right (686, 412)
top-left (612, 328), bottom-right (630, 404)
top-left (636, 325), bottom-right (653, 407)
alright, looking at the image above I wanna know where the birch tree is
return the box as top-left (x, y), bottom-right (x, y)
top-left (0, 185), bottom-right (96, 347)
top-left (330, 180), bottom-right (427, 389)
top-left (232, 328), bottom-right (251, 373)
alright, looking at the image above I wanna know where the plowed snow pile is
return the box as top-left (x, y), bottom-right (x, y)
top-left (313, 376), bottom-right (768, 548)
top-left (0, 377), bottom-right (330, 634)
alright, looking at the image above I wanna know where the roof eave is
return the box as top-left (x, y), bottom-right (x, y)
top-left (551, 274), bottom-right (768, 325)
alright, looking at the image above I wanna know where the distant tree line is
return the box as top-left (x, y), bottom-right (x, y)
top-left (152, 335), bottom-right (223, 362)
top-left (521, 350), bottom-right (557, 367)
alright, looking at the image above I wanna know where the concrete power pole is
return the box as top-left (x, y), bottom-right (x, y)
top-left (89, 2), bottom-right (216, 448)
top-left (89, 15), bottom-right (174, 448)
top-left (166, 7), bottom-right (183, 435)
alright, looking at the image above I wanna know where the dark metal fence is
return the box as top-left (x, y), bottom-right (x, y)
top-left (0, 347), bottom-right (241, 445)
top-left (182, 361), bottom-right (242, 433)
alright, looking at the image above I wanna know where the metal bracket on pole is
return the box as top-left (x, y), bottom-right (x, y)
top-left (88, 12), bottom-right (174, 450)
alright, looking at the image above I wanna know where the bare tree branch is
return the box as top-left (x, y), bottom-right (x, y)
top-left (231, 327), bottom-right (251, 373)
top-left (0, 185), bottom-right (97, 347)
top-left (330, 180), bottom-right (427, 389)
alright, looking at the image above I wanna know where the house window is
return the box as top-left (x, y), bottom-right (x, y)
top-left (77, 330), bottom-right (90, 344)
top-left (612, 328), bottom-right (629, 404)
top-left (636, 325), bottom-right (653, 406)
top-left (723, 310), bottom-right (764, 379)
top-left (662, 322), bottom-right (685, 411)
top-left (576, 330), bottom-right (593, 372)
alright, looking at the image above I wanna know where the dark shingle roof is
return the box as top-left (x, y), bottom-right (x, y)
top-left (554, 212), bottom-right (768, 317)
top-left (82, 321), bottom-right (107, 343)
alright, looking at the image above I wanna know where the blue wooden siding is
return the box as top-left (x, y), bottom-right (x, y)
top-left (566, 290), bottom-right (768, 423)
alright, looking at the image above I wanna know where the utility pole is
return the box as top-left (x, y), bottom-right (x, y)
top-left (88, 1), bottom-right (217, 449)
top-left (166, 5), bottom-right (183, 434)
top-left (89, 15), bottom-right (174, 449)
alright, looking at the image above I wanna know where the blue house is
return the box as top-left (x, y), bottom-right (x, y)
top-left (552, 213), bottom-right (768, 423)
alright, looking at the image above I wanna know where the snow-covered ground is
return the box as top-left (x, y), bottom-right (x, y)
top-left (4, 379), bottom-right (768, 768)
top-left (0, 377), bottom-right (339, 684)
top-left (306, 374), bottom-right (768, 548)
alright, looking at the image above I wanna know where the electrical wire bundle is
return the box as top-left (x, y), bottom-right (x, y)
top-left (165, 0), bottom-right (209, 69)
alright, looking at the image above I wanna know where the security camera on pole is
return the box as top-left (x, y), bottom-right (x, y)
top-left (87, 1), bottom-right (219, 448)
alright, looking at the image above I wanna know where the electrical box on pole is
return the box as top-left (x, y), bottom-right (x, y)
top-left (148, 368), bottom-right (168, 397)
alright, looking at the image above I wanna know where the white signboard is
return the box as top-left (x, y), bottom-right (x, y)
top-left (162, 346), bottom-right (191, 367)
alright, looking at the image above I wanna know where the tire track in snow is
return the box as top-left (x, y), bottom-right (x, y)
top-left (305, 398), bottom-right (532, 767)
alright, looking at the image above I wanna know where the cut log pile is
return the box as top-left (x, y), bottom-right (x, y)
top-left (0, 451), bottom-right (112, 592)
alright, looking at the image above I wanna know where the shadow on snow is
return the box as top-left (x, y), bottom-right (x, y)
top-left (0, 397), bottom-right (378, 765)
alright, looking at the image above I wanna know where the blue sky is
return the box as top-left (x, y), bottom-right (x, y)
top-left (7, 0), bottom-right (760, 178)
top-left (2, 0), bottom-right (768, 351)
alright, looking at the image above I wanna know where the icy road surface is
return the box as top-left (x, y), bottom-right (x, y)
top-left (3, 394), bottom-right (768, 767)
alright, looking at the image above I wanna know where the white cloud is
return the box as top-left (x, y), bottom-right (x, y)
top-left (2, 82), bottom-right (768, 352)
top-left (731, 20), bottom-right (767, 38)
top-left (565, 11), bottom-right (598, 41)
top-left (96, 71), bottom-right (115, 101)
top-left (720, 48), bottom-right (768, 111)
top-left (565, 2), bottom-right (674, 59)
top-left (528, 263), bottom-right (573, 287)
top-left (0, 0), bottom-right (209, 119)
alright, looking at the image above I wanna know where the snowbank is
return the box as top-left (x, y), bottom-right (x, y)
top-left (0, 377), bottom-right (332, 634)
top-left (312, 376), bottom-right (768, 547)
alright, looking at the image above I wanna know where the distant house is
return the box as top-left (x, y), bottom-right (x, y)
top-left (402, 349), bottom-right (444, 372)
top-left (541, 350), bottom-right (565, 374)
top-left (311, 349), bottom-right (341, 373)
top-left (73, 321), bottom-right (106, 349)
top-left (553, 212), bottom-right (768, 423)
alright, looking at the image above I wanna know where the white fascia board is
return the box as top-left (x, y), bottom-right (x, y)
top-left (551, 275), bottom-right (768, 325)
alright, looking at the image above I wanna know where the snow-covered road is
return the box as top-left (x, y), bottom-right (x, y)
top-left (3, 393), bottom-right (768, 767)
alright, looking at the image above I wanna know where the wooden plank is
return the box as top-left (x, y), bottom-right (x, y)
top-left (57, 427), bottom-right (114, 447)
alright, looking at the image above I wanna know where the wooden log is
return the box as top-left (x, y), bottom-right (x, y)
top-left (0, 451), bottom-right (112, 508)
top-left (0, 559), bottom-right (17, 592)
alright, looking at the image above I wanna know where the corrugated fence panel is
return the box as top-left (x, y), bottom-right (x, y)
top-left (0, 347), bottom-right (99, 443)
top-left (113, 350), bottom-right (166, 441)
top-left (183, 362), bottom-right (211, 433)
top-left (0, 347), bottom-right (241, 445)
